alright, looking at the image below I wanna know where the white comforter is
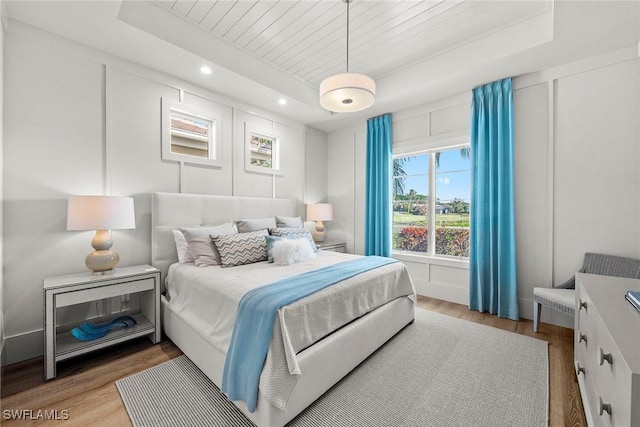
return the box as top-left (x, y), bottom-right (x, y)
top-left (165, 251), bottom-right (415, 409)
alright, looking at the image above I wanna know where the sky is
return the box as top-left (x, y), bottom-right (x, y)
top-left (395, 149), bottom-right (470, 203)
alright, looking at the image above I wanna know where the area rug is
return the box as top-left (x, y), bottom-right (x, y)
top-left (116, 309), bottom-right (548, 427)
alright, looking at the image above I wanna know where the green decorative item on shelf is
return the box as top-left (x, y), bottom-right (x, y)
top-left (71, 315), bottom-right (137, 341)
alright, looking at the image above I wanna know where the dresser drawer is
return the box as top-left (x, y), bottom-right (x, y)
top-left (574, 275), bottom-right (640, 427)
top-left (593, 389), bottom-right (628, 427)
top-left (592, 319), bottom-right (633, 426)
top-left (576, 290), bottom-right (597, 350)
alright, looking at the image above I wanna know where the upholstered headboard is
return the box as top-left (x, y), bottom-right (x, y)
top-left (151, 192), bottom-right (296, 284)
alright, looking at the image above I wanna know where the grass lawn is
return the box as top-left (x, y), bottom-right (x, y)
top-left (393, 212), bottom-right (469, 227)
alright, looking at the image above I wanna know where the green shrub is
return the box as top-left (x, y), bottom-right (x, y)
top-left (395, 226), bottom-right (469, 258)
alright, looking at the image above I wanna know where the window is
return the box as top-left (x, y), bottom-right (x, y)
top-left (161, 98), bottom-right (223, 168)
top-left (244, 126), bottom-right (281, 175)
top-left (392, 146), bottom-right (470, 258)
top-left (169, 112), bottom-right (211, 158)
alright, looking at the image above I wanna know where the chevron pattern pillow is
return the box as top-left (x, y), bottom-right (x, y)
top-left (269, 228), bottom-right (318, 252)
top-left (211, 229), bottom-right (269, 268)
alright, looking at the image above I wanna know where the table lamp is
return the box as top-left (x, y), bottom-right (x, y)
top-left (67, 195), bottom-right (135, 275)
top-left (306, 203), bottom-right (333, 243)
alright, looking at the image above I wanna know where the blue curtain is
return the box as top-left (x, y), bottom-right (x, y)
top-left (469, 78), bottom-right (519, 321)
top-left (365, 114), bottom-right (393, 257)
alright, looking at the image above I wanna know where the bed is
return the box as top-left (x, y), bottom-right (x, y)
top-left (151, 192), bottom-right (415, 427)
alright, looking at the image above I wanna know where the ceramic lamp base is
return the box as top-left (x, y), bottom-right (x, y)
top-left (312, 220), bottom-right (326, 243)
top-left (86, 229), bottom-right (120, 274)
top-left (312, 230), bottom-right (326, 243)
top-left (86, 250), bottom-right (119, 274)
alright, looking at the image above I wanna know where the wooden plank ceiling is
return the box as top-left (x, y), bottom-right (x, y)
top-left (153, 0), bottom-right (550, 87)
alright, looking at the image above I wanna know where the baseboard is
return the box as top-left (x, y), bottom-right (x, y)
top-left (519, 297), bottom-right (574, 329)
top-left (1, 329), bottom-right (43, 366)
top-left (416, 286), bottom-right (574, 329)
top-left (416, 281), bottom-right (469, 306)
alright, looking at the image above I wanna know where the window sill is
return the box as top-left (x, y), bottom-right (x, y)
top-left (392, 251), bottom-right (469, 269)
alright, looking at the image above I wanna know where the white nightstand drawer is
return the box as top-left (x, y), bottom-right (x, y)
top-left (56, 278), bottom-right (155, 307)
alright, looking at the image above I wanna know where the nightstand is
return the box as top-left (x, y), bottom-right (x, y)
top-left (316, 241), bottom-right (347, 253)
top-left (43, 264), bottom-right (161, 380)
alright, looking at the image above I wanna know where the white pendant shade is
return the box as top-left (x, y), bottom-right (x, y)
top-left (319, 73), bottom-right (376, 113)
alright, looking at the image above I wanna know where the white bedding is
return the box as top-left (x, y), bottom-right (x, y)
top-left (165, 251), bottom-right (415, 409)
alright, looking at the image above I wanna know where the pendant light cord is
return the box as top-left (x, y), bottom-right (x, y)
top-left (346, 0), bottom-right (350, 73)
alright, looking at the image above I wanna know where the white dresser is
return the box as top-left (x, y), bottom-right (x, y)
top-left (574, 273), bottom-right (640, 427)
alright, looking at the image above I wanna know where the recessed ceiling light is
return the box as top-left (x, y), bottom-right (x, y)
top-left (278, 99), bottom-right (287, 105)
top-left (200, 66), bottom-right (212, 75)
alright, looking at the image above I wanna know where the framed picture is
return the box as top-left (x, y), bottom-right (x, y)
top-left (245, 126), bottom-right (281, 175)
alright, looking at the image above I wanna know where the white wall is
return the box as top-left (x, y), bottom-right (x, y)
top-left (304, 127), bottom-right (329, 205)
top-left (327, 46), bottom-right (640, 328)
top-left (326, 123), bottom-right (366, 254)
top-left (514, 47), bottom-right (640, 327)
top-left (0, 2), bottom-right (5, 358)
top-left (1, 22), bottom-right (327, 365)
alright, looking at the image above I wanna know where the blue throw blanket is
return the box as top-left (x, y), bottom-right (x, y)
top-left (221, 256), bottom-right (398, 412)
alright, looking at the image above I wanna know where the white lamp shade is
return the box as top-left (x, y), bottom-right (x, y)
top-left (319, 73), bottom-right (376, 113)
top-left (306, 203), bottom-right (333, 222)
top-left (67, 196), bottom-right (136, 231)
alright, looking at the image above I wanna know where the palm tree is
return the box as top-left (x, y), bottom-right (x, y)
top-left (393, 158), bottom-right (407, 196)
top-left (393, 148), bottom-right (469, 197)
top-left (435, 147), bottom-right (470, 168)
top-left (408, 189), bottom-right (417, 213)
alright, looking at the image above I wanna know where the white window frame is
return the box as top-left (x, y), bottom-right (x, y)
top-left (392, 141), bottom-right (470, 261)
top-left (244, 124), bottom-right (282, 176)
top-left (161, 98), bottom-right (223, 168)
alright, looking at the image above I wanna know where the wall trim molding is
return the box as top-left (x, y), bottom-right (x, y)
top-left (515, 44), bottom-right (639, 91)
top-left (6, 19), bottom-right (306, 132)
top-left (1, 329), bottom-right (43, 367)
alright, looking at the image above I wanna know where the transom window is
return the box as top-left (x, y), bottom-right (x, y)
top-left (392, 146), bottom-right (471, 258)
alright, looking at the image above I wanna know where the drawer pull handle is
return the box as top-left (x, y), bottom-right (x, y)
top-left (579, 300), bottom-right (588, 311)
top-left (579, 334), bottom-right (587, 344)
top-left (599, 347), bottom-right (613, 365)
top-left (576, 363), bottom-right (585, 376)
top-left (598, 397), bottom-right (612, 416)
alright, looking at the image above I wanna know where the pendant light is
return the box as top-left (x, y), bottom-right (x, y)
top-left (319, 0), bottom-right (375, 113)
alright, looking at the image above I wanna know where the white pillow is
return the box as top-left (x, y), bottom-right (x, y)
top-left (236, 217), bottom-right (277, 233)
top-left (271, 238), bottom-right (316, 266)
top-left (180, 223), bottom-right (237, 267)
top-left (269, 227), bottom-right (318, 251)
top-left (275, 215), bottom-right (303, 228)
top-left (172, 230), bottom-right (194, 264)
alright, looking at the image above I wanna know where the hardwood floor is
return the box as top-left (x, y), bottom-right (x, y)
top-left (1, 297), bottom-right (585, 426)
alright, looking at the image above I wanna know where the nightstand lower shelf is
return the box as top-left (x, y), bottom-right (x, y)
top-left (56, 313), bottom-right (154, 361)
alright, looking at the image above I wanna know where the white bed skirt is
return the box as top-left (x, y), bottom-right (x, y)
top-left (162, 295), bottom-right (415, 427)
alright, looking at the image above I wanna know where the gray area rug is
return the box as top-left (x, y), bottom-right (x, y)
top-left (116, 309), bottom-right (548, 427)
